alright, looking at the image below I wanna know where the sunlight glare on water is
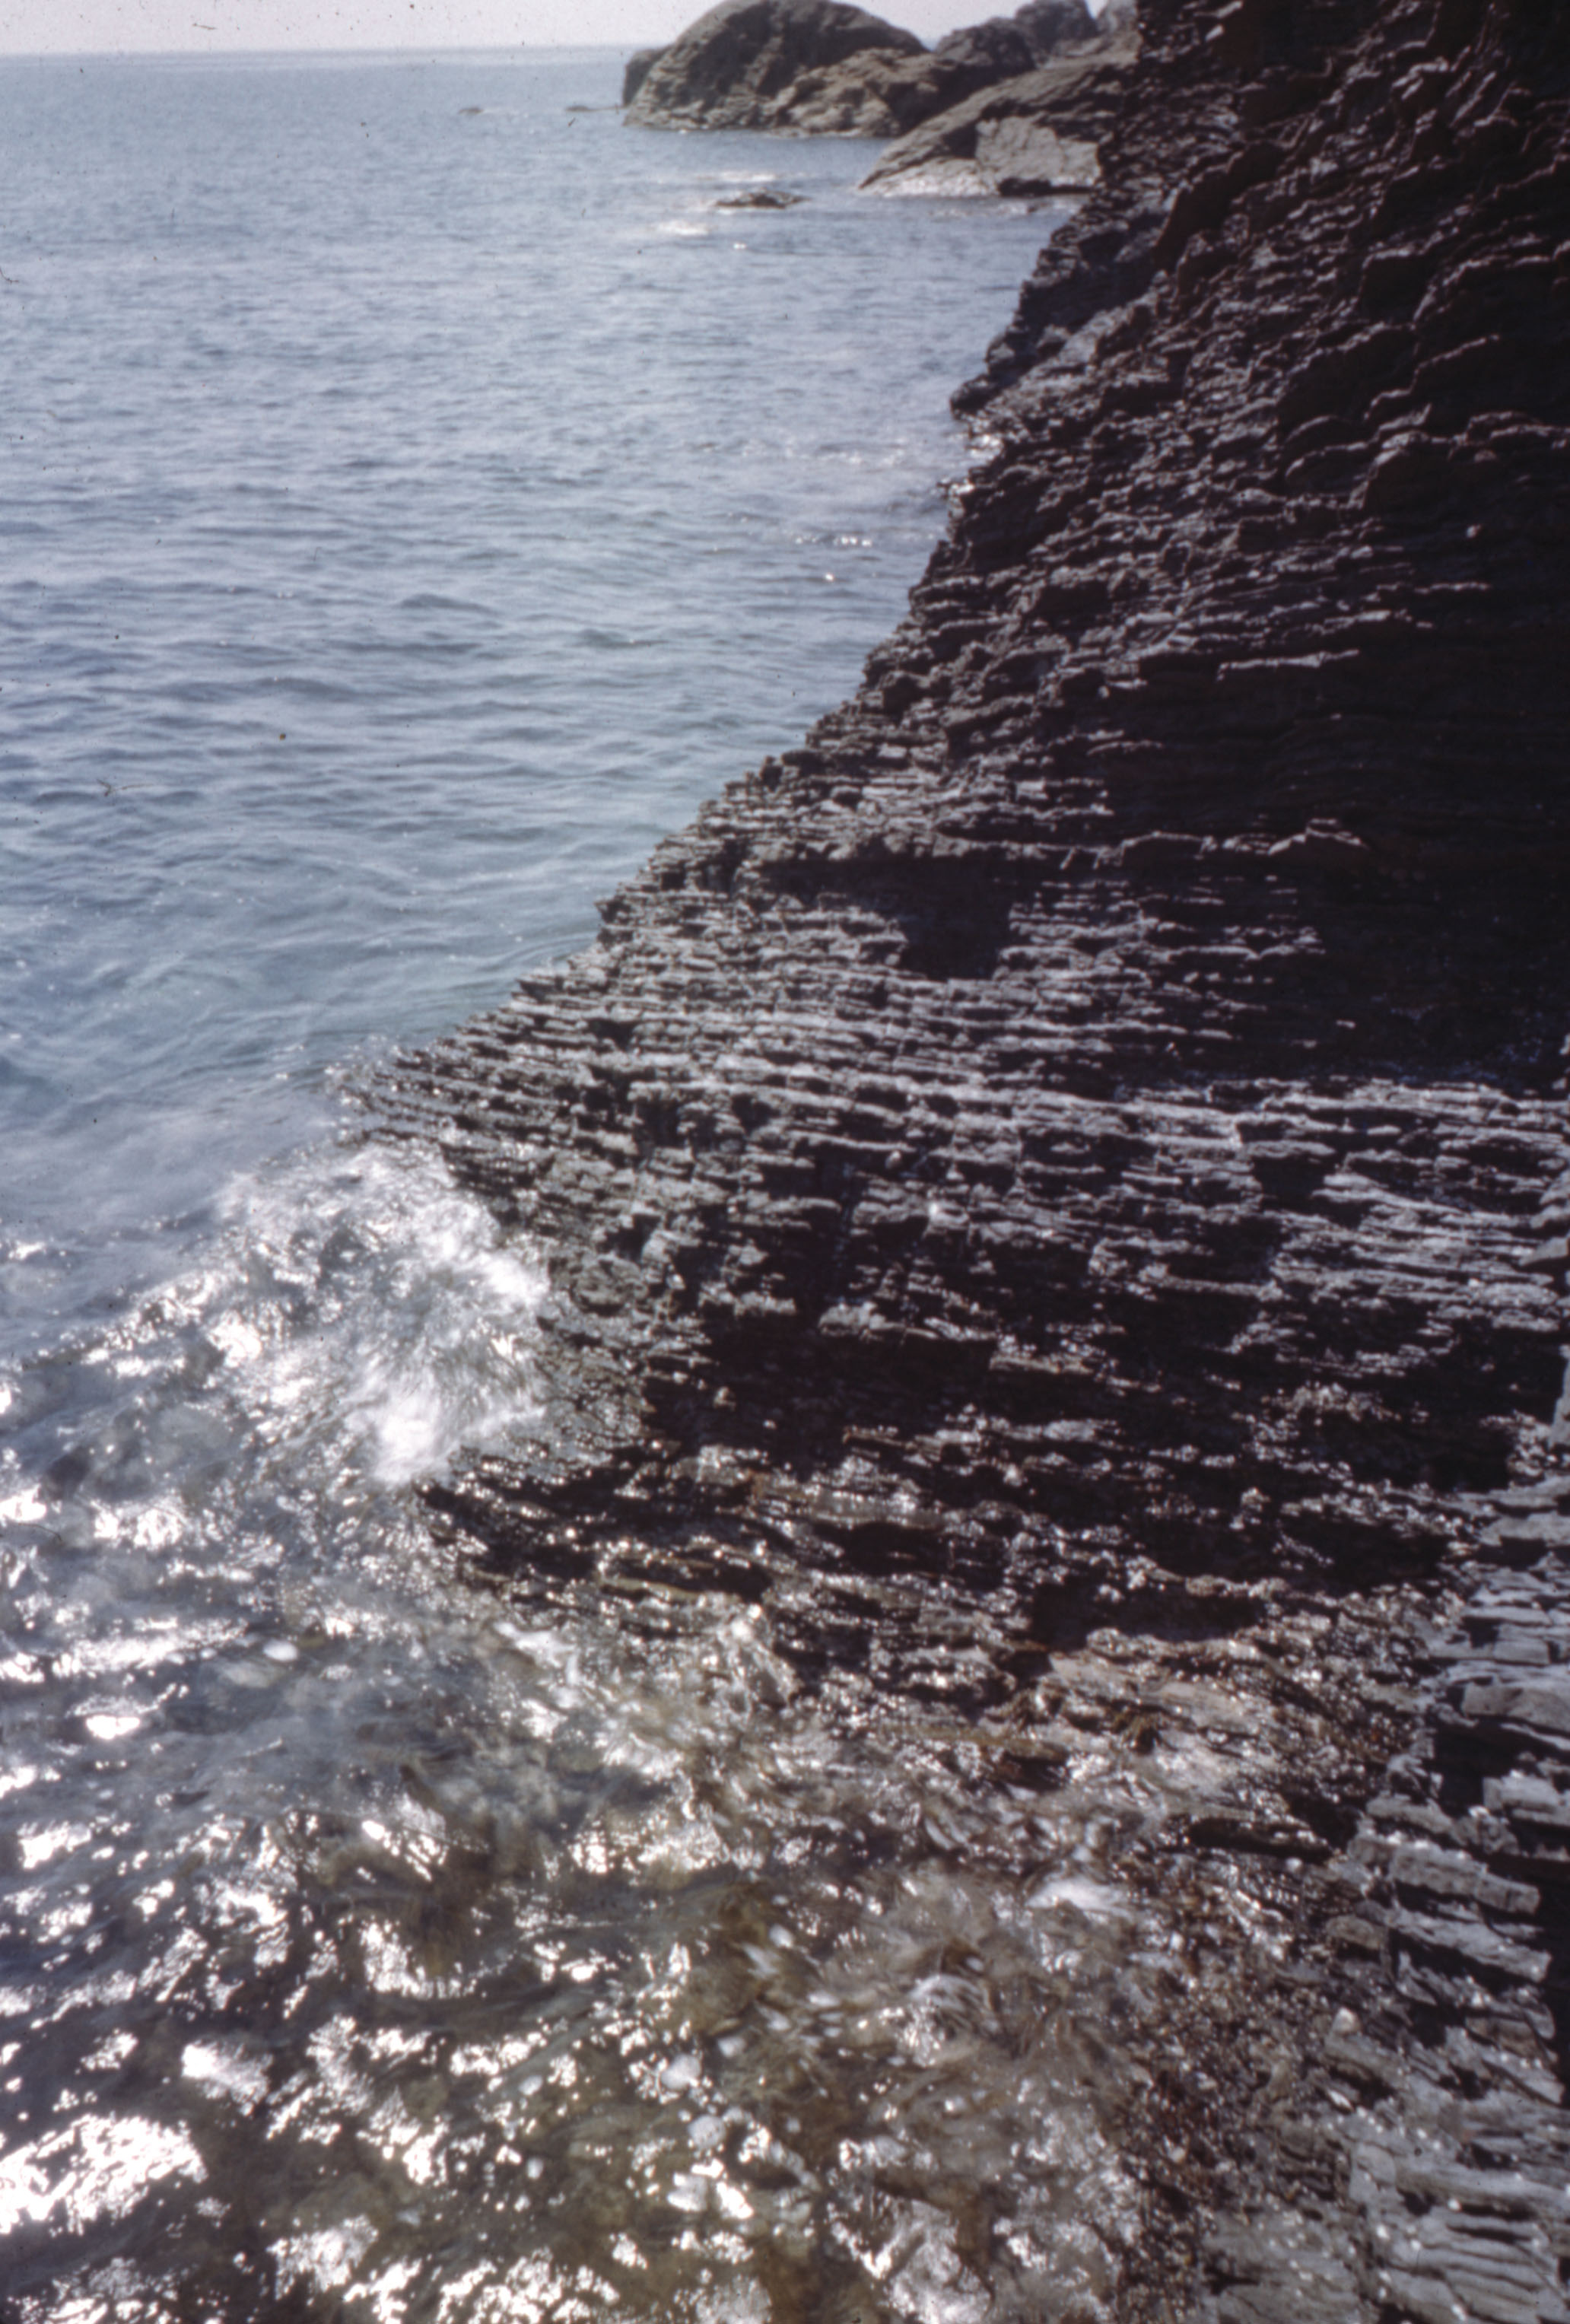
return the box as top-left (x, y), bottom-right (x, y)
top-left (0, 1121), bottom-right (1162, 2319)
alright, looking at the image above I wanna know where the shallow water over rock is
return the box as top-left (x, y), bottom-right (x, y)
top-left (0, 1126), bottom-right (1432, 2318)
top-left (0, 1139), bottom-right (1167, 2320)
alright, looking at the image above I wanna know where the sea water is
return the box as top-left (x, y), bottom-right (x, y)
top-left (0, 48), bottom-right (1155, 2321)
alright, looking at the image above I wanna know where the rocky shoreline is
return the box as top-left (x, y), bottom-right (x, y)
top-left (623, 0), bottom-right (1132, 174)
top-left (391, 0), bottom-right (1570, 2314)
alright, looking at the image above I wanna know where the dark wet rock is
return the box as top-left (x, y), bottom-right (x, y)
top-left (1184, 1537), bottom-right (1570, 2324)
top-left (858, 40), bottom-right (1137, 196)
top-left (712, 185), bottom-right (808, 206)
top-left (396, 0), bottom-right (1570, 2313)
top-left (621, 45), bottom-right (666, 107)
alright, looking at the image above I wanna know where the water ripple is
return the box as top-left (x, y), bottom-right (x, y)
top-left (0, 44), bottom-right (1089, 2320)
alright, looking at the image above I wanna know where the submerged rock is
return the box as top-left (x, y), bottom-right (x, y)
top-left (711, 184), bottom-right (808, 206)
top-left (399, 0), bottom-right (1570, 2312)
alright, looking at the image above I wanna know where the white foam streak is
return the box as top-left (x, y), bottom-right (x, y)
top-left (0, 2116), bottom-right (203, 2237)
top-left (184, 1139), bottom-right (548, 1491)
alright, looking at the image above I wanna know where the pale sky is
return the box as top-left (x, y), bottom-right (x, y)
top-left (1, 0), bottom-right (1023, 54)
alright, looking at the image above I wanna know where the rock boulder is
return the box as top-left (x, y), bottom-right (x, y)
top-left (623, 0), bottom-right (923, 132)
top-left (858, 40), bottom-right (1135, 196)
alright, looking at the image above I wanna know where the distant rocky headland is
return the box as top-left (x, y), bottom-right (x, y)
top-left (396, 0), bottom-right (1570, 2316)
top-left (623, 0), bottom-right (1139, 196)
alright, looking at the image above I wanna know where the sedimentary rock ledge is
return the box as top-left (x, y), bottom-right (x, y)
top-left (392, 0), bottom-right (1570, 2312)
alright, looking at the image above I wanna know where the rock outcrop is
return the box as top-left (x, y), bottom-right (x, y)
top-left (923, 0), bottom-right (1098, 80)
top-left (858, 39), bottom-right (1137, 196)
top-left (622, 0), bottom-right (923, 132)
top-left (621, 44), bottom-right (665, 107)
top-left (396, 0), bottom-right (1570, 2312)
top-left (625, 0), bottom-right (1111, 141)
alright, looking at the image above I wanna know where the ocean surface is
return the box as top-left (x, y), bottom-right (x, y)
top-left (0, 48), bottom-right (1152, 2322)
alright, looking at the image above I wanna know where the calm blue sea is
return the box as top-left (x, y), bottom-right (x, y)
top-left (1, 43), bottom-right (1053, 1335)
top-left (0, 49), bottom-right (1133, 2322)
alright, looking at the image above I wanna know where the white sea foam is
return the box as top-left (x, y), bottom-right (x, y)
top-left (200, 1140), bottom-right (547, 1487)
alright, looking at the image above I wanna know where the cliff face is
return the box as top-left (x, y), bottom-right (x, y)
top-left (396, 0), bottom-right (1570, 2313)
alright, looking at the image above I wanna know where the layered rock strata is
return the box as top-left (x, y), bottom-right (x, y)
top-left (394, 0), bottom-right (1570, 2311)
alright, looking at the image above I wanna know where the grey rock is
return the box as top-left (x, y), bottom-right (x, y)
top-left (624, 0), bottom-right (922, 132)
top-left (858, 44), bottom-right (1136, 198)
top-left (1008, 0), bottom-right (1099, 62)
top-left (1459, 1674), bottom-right (1570, 1741)
top-left (928, 17), bottom-right (1037, 83)
top-left (621, 44), bottom-right (665, 106)
top-left (627, 0), bottom-right (1118, 142)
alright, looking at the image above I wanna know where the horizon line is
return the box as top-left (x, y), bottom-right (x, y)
top-left (0, 37), bottom-right (648, 57)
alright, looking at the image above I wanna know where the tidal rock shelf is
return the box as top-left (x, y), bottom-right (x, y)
top-left (391, 0), bottom-right (1570, 2312)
